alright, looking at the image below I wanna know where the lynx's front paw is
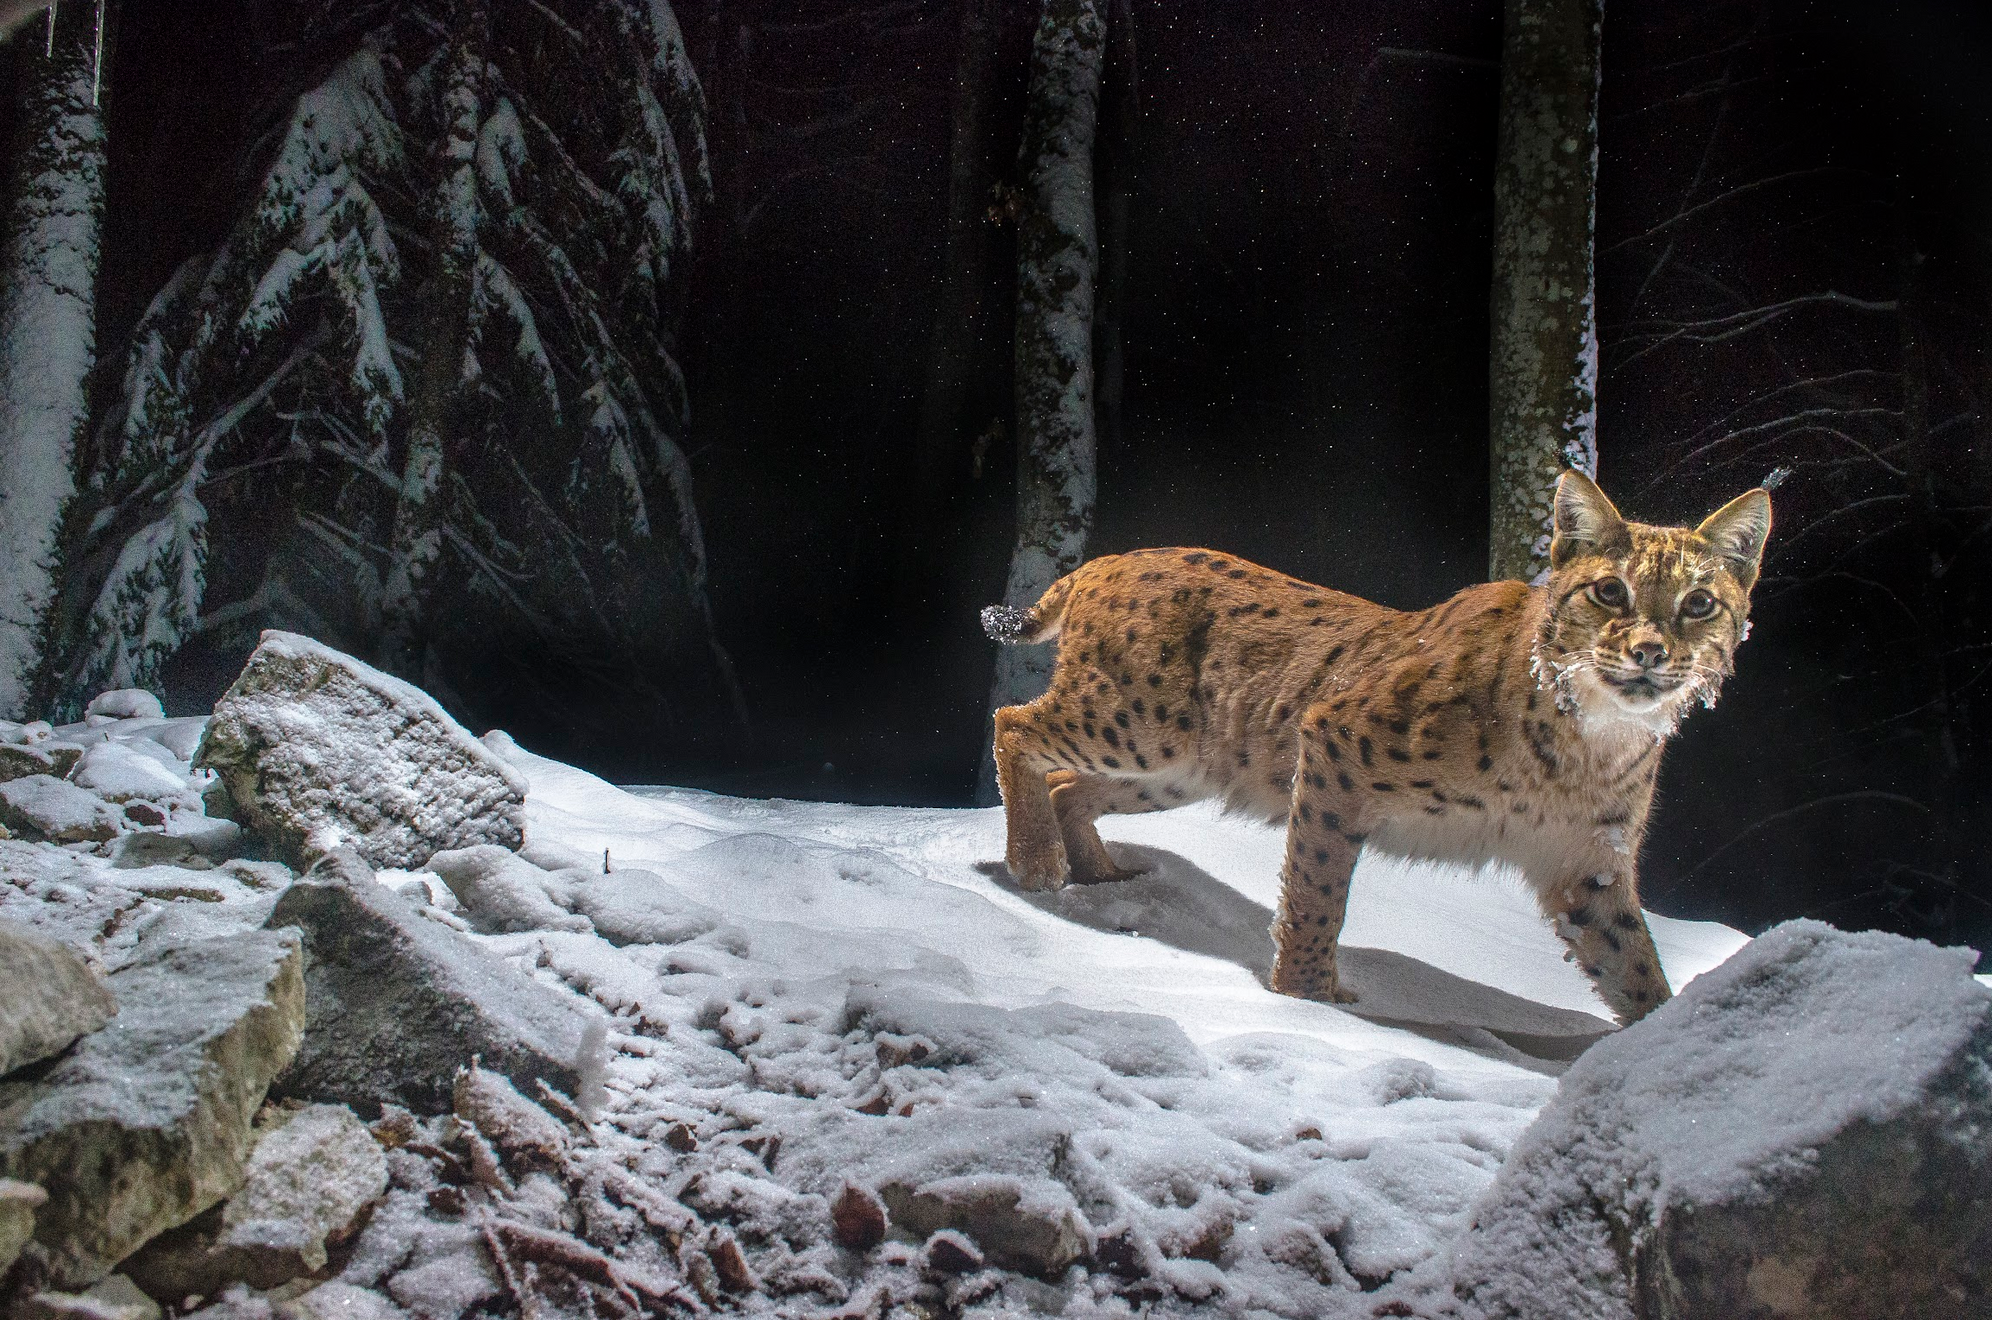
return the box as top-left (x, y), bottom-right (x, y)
top-left (1270, 957), bottom-right (1358, 1004)
top-left (1007, 841), bottom-right (1071, 892)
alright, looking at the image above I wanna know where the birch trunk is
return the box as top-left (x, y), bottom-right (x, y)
top-left (0, 0), bottom-right (106, 718)
top-left (1488, 0), bottom-right (1602, 583)
top-left (376, 4), bottom-right (483, 681)
top-left (979, 0), bottom-right (1104, 800)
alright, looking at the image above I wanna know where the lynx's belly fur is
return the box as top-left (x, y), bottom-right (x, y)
top-left (983, 473), bottom-right (1771, 1024)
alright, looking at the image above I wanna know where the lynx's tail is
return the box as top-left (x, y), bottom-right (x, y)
top-left (980, 572), bottom-right (1077, 645)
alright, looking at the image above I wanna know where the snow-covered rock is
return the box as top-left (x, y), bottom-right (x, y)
top-left (0, 927), bottom-right (306, 1288)
top-left (268, 850), bottom-right (605, 1113)
top-left (68, 742), bottom-right (190, 805)
top-left (125, 1104), bottom-right (388, 1296)
top-left (0, 775), bottom-right (122, 844)
top-left (18, 1273), bottom-right (162, 1320)
top-left (0, 918), bottom-right (117, 1076)
top-left (194, 632), bottom-right (526, 868)
top-left (425, 844), bottom-right (590, 935)
top-left (0, 743), bottom-right (64, 783)
top-left (83, 691), bottom-right (166, 722)
top-left (880, 1174), bottom-right (1093, 1278)
top-left (1441, 920), bottom-right (1992, 1320)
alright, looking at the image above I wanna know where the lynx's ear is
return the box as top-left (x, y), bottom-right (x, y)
top-left (1696, 488), bottom-right (1773, 589)
top-left (1549, 470), bottom-right (1628, 569)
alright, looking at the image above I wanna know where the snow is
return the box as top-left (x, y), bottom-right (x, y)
top-left (457, 737), bottom-right (1748, 1312)
top-left (0, 700), bottom-right (1765, 1316)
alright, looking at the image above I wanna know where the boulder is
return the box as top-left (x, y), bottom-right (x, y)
top-left (0, 776), bottom-right (122, 844)
top-left (1447, 920), bottom-right (1992, 1320)
top-left (425, 846), bottom-right (590, 935)
top-left (83, 691), bottom-right (166, 722)
top-left (124, 1104), bottom-right (388, 1296)
top-left (0, 928), bottom-right (307, 1289)
top-left (267, 851), bottom-right (605, 1113)
top-left (19, 1274), bottom-right (162, 1320)
top-left (2, 1178), bottom-right (47, 1277)
top-left (67, 743), bottom-right (189, 805)
top-left (0, 919), bottom-right (118, 1076)
top-left (193, 632), bottom-right (526, 868)
top-left (879, 1175), bottom-right (1091, 1279)
top-left (0, 744), bottom-right (60, 783)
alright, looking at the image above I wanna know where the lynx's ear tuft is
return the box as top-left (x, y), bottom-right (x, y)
top-left (1549, 470), bottom-right (1628, 569)
top-left (1696, 488), bottom-right (1773, 589)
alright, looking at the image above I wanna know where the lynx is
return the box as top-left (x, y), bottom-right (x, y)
top-left (981, 472), bottom-right (1771, 1024)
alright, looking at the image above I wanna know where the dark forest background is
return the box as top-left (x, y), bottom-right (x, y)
top-left (9, 0), bottom-right (1988, 952)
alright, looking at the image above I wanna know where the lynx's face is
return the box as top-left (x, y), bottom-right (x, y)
top-left (1536, 473), bottom-right (1772, 734)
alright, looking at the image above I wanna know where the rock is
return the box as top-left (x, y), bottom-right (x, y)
top-left (108, 832), bottom-right (199, 869)
top-left (879, 1175), bottom-right (1091, 1279)
top-left (124, 1104), bottom-right (388, 1296)
top-left (267, 850), bottom-right (604, 1113)
top-left (283, 1281), bottom-right (405, 1320)
top-left (0, 743), bottom-right (60, 783)
top-left (0, 919), bottom-right (118, 1076)
top-left (425, 846), bottom-right (590, 935)
top-left (923, 1229), bottom-right (985, 1275)
top-left (68, 743), bottom-right (188, 804)
top-left (122, 803), bottom-right (168, 828)
top-left (0, 776), bottom-right (122, 844)
top-left (1448, 920), bottom-right (1992, 1320)
top-left (2, 1178), bottom-right (47, 1277)
top-left (20, 1274), bottom-right (163, 1320)
top-left (83, 690), bottom-right (166, 722)
top-left (193, 632), bottom-right (526, 868)
top-left (451, 1068), bottom-right (568, 1172)
top-left (830, 1182), bottom-right (887, 1252)
top-left (0, 928), bottom-right (307, 1288)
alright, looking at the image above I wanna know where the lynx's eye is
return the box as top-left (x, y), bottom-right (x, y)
top-left (1588, 578), bottom-right (1630, 610)
top-left (1680, 588), bottom-right (1718, 620)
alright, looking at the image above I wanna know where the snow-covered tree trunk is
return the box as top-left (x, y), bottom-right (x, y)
top-left (376, 5), bottom-right (485, 681)
top-left (979, 0), bottom-right (1105, 800)
top-left (0, 0), bottom-right (106, 719)
top-left (1488, 0), bottom-right (1602, 583)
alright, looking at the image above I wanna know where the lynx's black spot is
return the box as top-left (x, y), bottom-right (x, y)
top-left (1337, 772), bottom-right (1354, 792)
top-left (1477, 755), bottom-right (1493, 772)
top-left (1102, 756), bottom-right (1121, 769)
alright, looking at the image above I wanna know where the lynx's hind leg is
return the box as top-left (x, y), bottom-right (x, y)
top-left (993, 703), bottom-right (1071, 890)
top-left (1541, 871), bottom-right (1673, 1025)
top-left (1269, 714), bottom-right (1363, 1003)
top-left (1048, 771), bottom-right (1168, 884)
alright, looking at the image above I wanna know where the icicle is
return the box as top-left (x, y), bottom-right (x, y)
top-left (91, 0), bottom-right (103, 107)
top-left (44, 0), bottom-right (54, 56)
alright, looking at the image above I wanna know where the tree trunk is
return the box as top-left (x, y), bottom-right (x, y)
top-left (1488, 0), bottom-right (1602, 583)
top-left (0, 0), bottom-right (107, 718)
top-left (376, 3), bottom-right (484, 682)
top-left (977, 0), bottom-right (1105, 801)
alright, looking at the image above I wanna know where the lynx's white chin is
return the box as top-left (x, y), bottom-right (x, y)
top-left (1572, 668), bottom-right (1698, 738)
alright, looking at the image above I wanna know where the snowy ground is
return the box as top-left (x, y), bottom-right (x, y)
top-left (4, 714), bottom-right (1759, 1316)
top-left (471, 739), bottom-right (1748, 1313)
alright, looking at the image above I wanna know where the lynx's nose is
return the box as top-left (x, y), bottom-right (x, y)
top-left (1629, 637), bottom-right (1670, 669)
